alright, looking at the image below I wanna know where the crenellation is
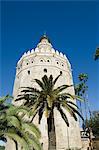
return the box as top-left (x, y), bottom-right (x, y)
top-left (51, 48), bottom-right (55, 53)
top-left (16, 50), bottom-right (72, 76)
top-left (31, 48), bottom-right (34, 53)
top-left (56, 50), bottom-right (59, 55)
top-left (60, 52), bottom-right (64, 57)
top-left (23, 52), bottom-right (27, 56)
top-left (27, 50), bottom-right (31, 55)
top-left (64, 54), bottom-right (66, 59)
top-left (35, 47), bottom-right (39, 52)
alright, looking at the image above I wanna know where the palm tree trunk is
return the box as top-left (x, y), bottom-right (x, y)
top-left (47, 109), bottom-right (56, 150)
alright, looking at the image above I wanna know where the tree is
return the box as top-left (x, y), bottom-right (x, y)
top-left (86, 111), bottom-right (99, 137)
top-left (94, 48), bottom-right (99, 60)
top-left (75, 73), bottom-right (88, 128)
top-left (0, 95), bottom-right (42, 150)
top-left (16, 74), bottom-right (84, 150)
top-left (75, 73), bottom-right (88, 97)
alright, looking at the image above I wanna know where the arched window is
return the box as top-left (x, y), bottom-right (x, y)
top-left (44, 68), bottom-right (47, 73)
top-left (40, 59), bottom-right (43, 62)
top-left (28, 70), bottom-right (30, 75)
top-left (17, 66), bottom-right (20, 71)
top-left (47, 60), bottom-right (50, 62)
top-left (60, 71), bottom-right (62, 75)
top-left (55, 59), bottom-right (60, 65)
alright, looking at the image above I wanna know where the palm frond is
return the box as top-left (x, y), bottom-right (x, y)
top-left (57, 101), bottom-right (78, 121)
top-left (22, 122), bottom-right (41, 139)
top-left (15, 96), bottom-right (28, 101)
top-left (53, 85), bottom-right (72, 94)
top-left (7, 115), bottom-right (21, 129)
top-left (58, 100), bottom-right (76, 118)
top-left (74, 95), bottom-right (84, 102)
top-left (66, 101), bottom-right (79, 109)
top-left (67, 104), bottom-right (84, 121)
top-left (48, 75), bottom-right (53, 89)
top-left (26, 132), bottom-right (42, 150)
top-left (57, 106), bottom-right (69, 127)
top-left (34, 79), bottom-right (44, 90)
top-left (0, 95), bottom-right (13, 104)
top-left (42, 75), bottom-right (49, 89)
top-left (21, 87), bottom-right (40, 93)
top-left (53, 74), bottom-right (61, 86)
top-left (59, 93), bottom-right (84, 102)
top-left (4, 132), bottom-right (30, 150)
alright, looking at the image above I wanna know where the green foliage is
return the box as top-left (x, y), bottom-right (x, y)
top-left (94, 48), bottom-right (99, 60)
top-left (0, 146), bottom-right (5, 150)
top-left (75, 73), bottom-right (88, 96)
top-left (0, 95), bottom-right (41, 150)
top-left (86, 111), bottom-right (99, 137)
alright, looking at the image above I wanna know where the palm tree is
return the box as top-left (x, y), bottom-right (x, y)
top-left (0, 95), bottom-right (42, 150)
top-left (16, 74), bottom-right (84, 150)
top-left (75, 73), bottom-right (88, 129)
top-left (94, 47), bottom-right (99, 60)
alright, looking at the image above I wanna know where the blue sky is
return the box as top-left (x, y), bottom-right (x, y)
top-left (1, 1), bottom-right (99, 113)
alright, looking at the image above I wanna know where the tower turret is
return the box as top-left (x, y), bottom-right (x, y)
top-left (37, 34), bottom-right (52, 52)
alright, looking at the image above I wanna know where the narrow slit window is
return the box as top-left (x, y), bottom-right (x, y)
top-left (60, 71), bottom-right (62, 75)
top-left (28, 70), bottom-right (30, 75)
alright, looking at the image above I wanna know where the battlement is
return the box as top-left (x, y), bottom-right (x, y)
top-left (16, 47), bottom-right (71, 75)
top-left (18, 48), bottom-right (68, 61)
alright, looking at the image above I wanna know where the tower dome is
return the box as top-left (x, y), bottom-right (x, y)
top-left (39, 34), bottom-right (51, 43)
top-left (37, 34), bottom-right (52, 53)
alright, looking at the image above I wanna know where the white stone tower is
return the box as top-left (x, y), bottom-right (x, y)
top-left (9, 35), bottom-right (82, 150)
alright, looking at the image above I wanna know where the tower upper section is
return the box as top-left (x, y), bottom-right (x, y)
top-left (37, 35), bottom-right (52, 52)
top-left (16, 35), bottom-right (71, 76)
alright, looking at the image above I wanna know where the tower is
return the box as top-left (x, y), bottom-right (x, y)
top-left (7, 35), bottom-right (82, 150)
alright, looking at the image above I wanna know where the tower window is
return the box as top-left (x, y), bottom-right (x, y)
top-left (20, 63), bottom-right (22, 68)
top-left (57, 62), bottom-right (59, 64)
top-left (44, 68), bottom-right (47, 73)
top-left (60, 71), bottom-right (62, 75)
top-left (62, 64), bottom-right (64, 66)
top-left (17, 67), bottom-right (20, 70)
top-left (28, 70), bottom-right (30, 75)
top-left (31, 61), bottom-right (33, 63)
top-left (40, 60), bottom-right (43, 62)
top-left (47, 60), bottom-right (50, 62)
top-left (27, 63), bottom-right (29, 65)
